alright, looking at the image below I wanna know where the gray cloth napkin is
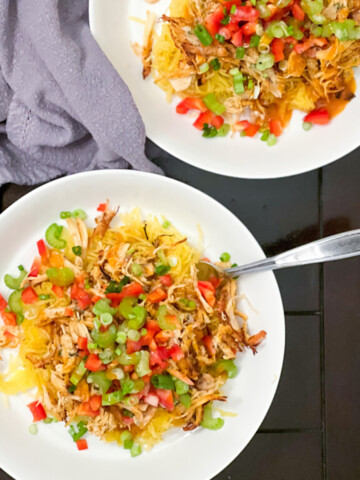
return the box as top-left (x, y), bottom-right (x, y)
top-left (0, 0), bottom-right (162, 186)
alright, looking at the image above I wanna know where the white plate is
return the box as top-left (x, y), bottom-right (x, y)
top-left (0, 170), bottom-right (284, 480)
top-left (89, 0), bottom-right (360, 178)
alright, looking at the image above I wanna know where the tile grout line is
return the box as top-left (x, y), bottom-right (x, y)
top-left (318, 168), bottom-right (327, 480)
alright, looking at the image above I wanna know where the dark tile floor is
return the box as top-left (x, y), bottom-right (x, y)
top-left (1, 142), bottom-right (360, 480)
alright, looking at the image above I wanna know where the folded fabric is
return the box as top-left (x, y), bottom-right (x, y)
top-left (0, 0), bottom-right (162, 186)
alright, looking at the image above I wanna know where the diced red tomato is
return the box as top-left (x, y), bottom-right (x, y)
top-left (292, 3), bottom-right (305, 21)
top-left (37, 239), bottom-right (48, 263)
top-left (21, 286), bottom-right (38, 305)
top-left (203, 335), bottom-right (216, 356)
top-left (65, 307), bottom-right (74, 317)
top-left (71, 277), bottom-right (92, 309)
top-left (193, 110), bottom-right (224, 130)
top-left (176, 97), bottom-right (207, 115)
top-left (51, 284), bottom-right (64, 298)
top-left (126, 338), bottom-right (143, 354)
top-left (4, 330), bottom-right (16, 340)
top-left (0, 294), bottom-right (7, 312)
top-left (304, 108), bottom-right (330, 125)
top-left (105, 282), bottom-right (144, 307)
top-left (245, 123), bottom-right (260, 137)
top-left (168, 344), bottom-right (185, 362)
top-left (27, 401), bottom-right (47, 422)
top-left (233, 6), bottom-right (259, 22)
top-left (198, 281), bottom-right (216, 307)
top-left (78, 337), bottom-right (88, 350)
top-left (122, 416), bottom-right (134, 426)
top-left (144, 393), bottom-right (159, 407)
top-left (242, 22), bottom-right (257, 36)
top-left (89, 395), bottom-right (102, 412)
top-left (97, 203), bottom-right (107, 212)
top-left (269, 119), bottom-right (283, 137)
top-left (76, 439), bottom-right (88, 451)
top-left (159, 274), bottom-right (173, 287)
top-left (271, 38), bottom-right (284, 62)
top-left (150, 348), bottom-right (168, 369)
top-left (85, 354), bottom-right (103, 372)
top-left (147, 288), bottom-right (167, 304)
top-left (156, 389), bottom-right (174, 411)
top-left (209, 276), bottom-right (221, 289)
top-left (204, 6), bottom-right (225, 36)
top-left (235, 120), bottom-right (250, 130)
top-left (231, 29), bottom-right (243, 47)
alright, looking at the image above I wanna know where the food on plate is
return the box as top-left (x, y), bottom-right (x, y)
top-left (138, 0), bottom-right (360, 143)
top-left (0, 204), bottom-right (265, 455)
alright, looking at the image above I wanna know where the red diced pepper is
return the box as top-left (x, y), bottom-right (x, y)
top-left (168, 344), bottom-right (185, 362)
top-left (193, 110), bottom-right (224, 130)
top-left (97, 203), bottom-right (107, 212)
top-left (241, 22), bottom-right (257, 36)
top-left (126, 338), bottom-right (143, 354)
top-left (159, 274), bottom-right (173, 287)
top-left (304, 108), bottom-right (330, 125)
top-left (78, 337), bottom-right (88, 350)
top-left (29, 256), bottom-right (41, 277)
top-left (156, 389), bottom-right (174, 411)
top-left (203, 335), bottom-right (216, 356)
top-left (271, 38), bottom-right (285, 62)
top-left (233, 6), bottom-right (259, 22)
top-left (105, 282), bottom-right (144, 307)
top-left (27, 401), bottom-right (47, 422)
top-left (147, 288), bottom-right (167, 304)
top-left (269, 119), bottom-right (283, 137)
top-left (85, 354), bottom-right (103, 372)
top-left (89, 395), bottom-right (102, 412)
top-left (76, 439), bottom-right (88, 451)
top-left (244, 124), bottom-right (260, 137)
top-left (37, 239), bottom-right (48, 263)
top-left (52, 285), bottom-right (64, 298)
top-left (176, 97), bottom-right (207, 115)
top-left (21, 286), bottom-right (38, 305)
top-left (231, 29), bottom-right (243, 47)
top-left (198, 281), bottom-right (216, 307)
top-left (292, 3), bottom-right (305, 21)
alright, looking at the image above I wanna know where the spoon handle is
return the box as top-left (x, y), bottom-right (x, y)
top-left (226, 229), bottom-right (360, 277)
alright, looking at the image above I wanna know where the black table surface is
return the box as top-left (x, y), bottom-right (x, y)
top-left (1, 140), bottom-right (360, 480)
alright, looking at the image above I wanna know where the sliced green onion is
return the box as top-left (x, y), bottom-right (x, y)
top-left (210, 58), bottom-right (221, 71)
top-left (88, 342), bottom-right (97, 350)
top-left (203, 93), bottom-right (226, 115)
top-left (174, 379), bottom-right (189, 395)
top-left (258, 4), bottom-right (271, 18)
top-left (248, 79), bottom-right (254, 90)
top-left (128, 329), bottom-right (141, 342)
top-left (93, 298), bottom-right (117, 316)
top-left (303, 121), bottom-right (313, 131)
top-left (220, 14), bottom-right (230, 25)
top-left (202, 125), bottom-right (218, 138)
top-left (235, 46), bottom-right (245, 59)
top-left (39, 294), bottom-right (50, 300)
top-left (230, 4), bottom-right (236, 14)
top-left (87, 371), bottom-right (112, 394)
top-left (121, 430), bottom-right (133, 449)
top-left (230, 67), bottom-right (240, 75)
top-left (261, 130), bottom-right (270, 141)
top-left (194, 24), bottom-right (213, 46)
top-left (201, 403), bottom-right (224, 430)
top-left (112, 368), bottom-right (125, 380)
top-left (139, 293), bottom-right (146, 301)
top-left (69, 421), bottom-right (88, 442)
top-left (43, 417), bottom-right (54, 424)
top-left (136, 351), bottom-right (151, 377)
top-left (177, 298), bottom-right (197, 311)
top-left (91, 324), bottom-right (117, 348)
top-left (102, 390), bottom-right (123, 406)
top-left (60, 211), bottom-right (72, 219)
top-left (140, 328), bottom-right (147, 336)
top-left (215, 33), bottom-right (225, 43)
top-left (70, 359), bottom-right (87, 386)
top-left (131, 263), bottom-right (143, 277)
top-left (217, 124), bottom-right (230, 137)
top-left (45, 223), bottom-right (66, 249)
top-left (214, 359), bottom-right (238, 379)
top-left (267, 133), bottom-right (277, 146)
top-left (100, 312), bottom-right (113, 326)
top-left (155, 264), bottom-right (171, 275)
top-left (162, 220), bottom-right (171, 228)
top-left (72, 246), bottom-right (82, 256)
top-left (179, 393), bottom-right (191, 408)
top-left (29, 424), bottom-right (38, 435)
top-left (99, 348), bottom-right (114, 365)
top-left (151, 374), bottom-right (175, 390)
top-left (130, 444), bottom-right (142, 457)
top-left (256, 53), bottom-right (275, 71)
top-left (72, 209), bottom-right (87, 220)
top-left (249, 34), bottom-right (260, 47)
top-left (121, 378), bottom-right (135, 395)
top-left (4, 266), bottom-right (27, 290)
top-left (116, 331), bottom-right (127, 344)
top-left (199, 62), bottom-right (209, 74)
top-left (220, 252), bottom-right (230, 262)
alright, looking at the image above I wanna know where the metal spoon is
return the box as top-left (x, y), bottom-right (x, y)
top-left (197, 229), bottom-right (360, 278)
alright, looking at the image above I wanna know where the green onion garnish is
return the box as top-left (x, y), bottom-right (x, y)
top-left (72, 245), bottom-right (82, 256)
top-left (199, 62), bottom-right (209, 73)
top-left (155, 264), bottom-right (171, 276)
top-left (210, 58), bottom-right (221, 71)
top-left (249, 34), bottom-right (260, 48)
top-left (60, 211), bottom-right (72, 219)
top-left (72, 209), bottom-right (87, 220)
top-left (230, 4), bottom-right (236, 14)
top-left (203, 93), bottom-right (226, 116)
top-left (39, 294), bottom-right (50, 300)
top-left (215, 33), bottom-right (225, 43)
top-left (220, 15), bottom-right (230, 25)
top-left (194, 24), bottom-right (213, 46)
top-left (162, 220), bottom-right (170, 228)
top-left (131, 263), bottom-right (143, 277)
top-left (235, 46), bottom-right (245, 59)
top-left (303, 121), bottom-right (313, 131)
top-left (28, 424), bottom-right (38, 435)
top-left (260, 130), bottom-right (270, 141)
top-left (217, 124), bottom-right (230, 137)
top-left (267, 133), bottom-right (277, 146)
top-left (130, 444), bottom-right (142, 457)
top-left (220, 252), bottom-right (231, 262)
top-left (151, 374), bottom-right (175, 390)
